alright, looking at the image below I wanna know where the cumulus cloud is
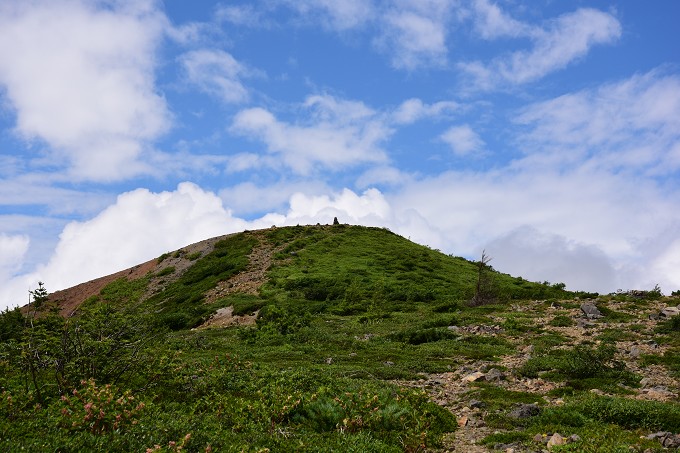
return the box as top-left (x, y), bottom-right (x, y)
top-left (0, 234), bottom-right (30, 280)
top-left (231, 94), bottom-right (390, 174)
top-left (218, 180), bottom-right (330, 216)
top-left (0, 0), bottom-right (171, 181)
top-left (461, 7), bottom-right (621, 89)
top-left (179, 49), bottom-right (250, 104)
top-left (440, 124), bottom-right (485, 156)
top-left (485, 226), bottom-right (617, 292)
top-left (23, 183), bottom-right (253, 293)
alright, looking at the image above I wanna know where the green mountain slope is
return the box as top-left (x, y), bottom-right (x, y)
top-left (2, 225), bottom-right (678, 452)
top-left (92, 224), bottom-right (576, 331)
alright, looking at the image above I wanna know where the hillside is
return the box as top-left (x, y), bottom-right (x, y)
top-left (2, 224), bottom-right (680, 452)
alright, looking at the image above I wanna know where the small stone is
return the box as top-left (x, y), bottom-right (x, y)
top-left (533, 434), bottom-right (545, 443)
top-left (469, 399), bottom-right (485, 409)
top-left (629, 345), bottom-right (641, 358)
top-left (568, 434), bottom-right (581, 443)
top-left (457, 415), bottom-right (468, 427)
top-left (485, 368), bottom-right (505, 381)
top-left (383, 361), bottom-right (394, 366)
top-left (325, 357), bottom-right (333, 364)
top-left (508, 403), bottom-right (541, 419)
top-left (547, 433), bottom-right (565, 449)
top-left (462, 371), bottom-right (486, 382)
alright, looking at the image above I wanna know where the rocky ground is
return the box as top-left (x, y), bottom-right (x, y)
top-left (401, 297), bottom-right (680, 452)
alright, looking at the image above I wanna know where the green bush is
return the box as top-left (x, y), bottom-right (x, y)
top-left (549, 315), bottom-right (575, 327)
top-left (554, 395), bottom-right (680, 431)
top-left (518, 344), bottom-right (639, 389)
top-left (390, 327), bottom-right (457, 345)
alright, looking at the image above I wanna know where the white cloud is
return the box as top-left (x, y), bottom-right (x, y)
top-left (0, 234), bottom-right (30, 280)
top-left (472, 0), bottom-right (535, 39)
top-left (219, 180), bottom-right (330, 216)
top-left (440, 124), bottom-right (485, 156)
top-left (516, 70), bottom-right (680, 174)
top-left (13, 183), bottom-right (255, 299)
top-left (356, 166), bottom-right (413, 188)
top-left (485, 226), bottom-right (617, 292)
top-left (282, 0), bottom-right (375, 30)
top-left (287, 188), bottom-right (390, 224)
top-left (215, 4), bottom-right (264, 27)
top-left (377, 1), bottom-right (453, 70)
top-left (461, 7), bottom-right (621, 89)
top-left (0, 0), bottom-right (171, 181)
top-left (231, 94), bottom-right (390, 174)
top-left (392, 98), bottom-right (460, 124)
top-left (179, 49), bottom-right (250, 104)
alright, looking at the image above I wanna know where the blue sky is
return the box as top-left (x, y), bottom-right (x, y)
top-left (1, 0), bottom-right (679, 308)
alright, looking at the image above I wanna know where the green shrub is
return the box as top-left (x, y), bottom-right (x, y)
top-left (155, 266), bottom-right (175, 277)
top-left (656, 314), bottom-right (680, 333)
top-left (549, 315), bottom-right (574, 327)
top-left (390, 327), bottom-right (457, 345)
top-left (563, 396), bottom-right (680, 431)
top-left (518, 344), bottom-right (639, 389)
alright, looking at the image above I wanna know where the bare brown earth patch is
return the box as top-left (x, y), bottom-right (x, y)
top-left (197, 306), bottom-right (259, 329)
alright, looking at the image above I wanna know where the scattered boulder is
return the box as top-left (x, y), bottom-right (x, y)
top-left (485, 368), bottom-right (505, 382)
top-left (469, 399), bottom-right (485, 409)
top-left (645, 431), bottom-right (680, 449)
top-left (547, 433), bottom-right (565, 449)
top-left (508, 403), bottom-right (541, 419)
top-left (660, 306), bottom-right (680, 318)
top-left (580, 302), bottom-right (603, 319)
top-left (461, 371), bottom-right (486, 382)
top-left (333, 216), bottom-right (340, 225)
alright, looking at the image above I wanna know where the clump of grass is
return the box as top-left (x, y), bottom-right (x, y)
top-left (549, 315), bottom-right (574, 327)
top-left (517, 343), bottom-right (640, 391)
top-left (155, 266), bottom-right (175, 277)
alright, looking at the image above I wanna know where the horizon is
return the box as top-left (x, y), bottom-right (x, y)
top-left (1, 0), bottom-right (679, 309)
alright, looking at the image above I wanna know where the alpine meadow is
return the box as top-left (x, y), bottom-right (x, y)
top-left (2, 224), bottom-right (680, 451)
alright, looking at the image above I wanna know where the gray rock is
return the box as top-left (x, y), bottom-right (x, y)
top-left (645, 431), bottom-right (680, 448)
top-left (508, 403), bottom-right (541, 419)
top-left (629, 345), bottom-right (641, 358)
top-left (660, 306), bottom-right (680, 318)
top-left (469, 399), bottom-right (485, 409)
top-left (568, 434), bottom-right (581, 443)
top-left (485, 368), bottom-right (505, 381)
top-left (580, 302), bottom-right (603, 319)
